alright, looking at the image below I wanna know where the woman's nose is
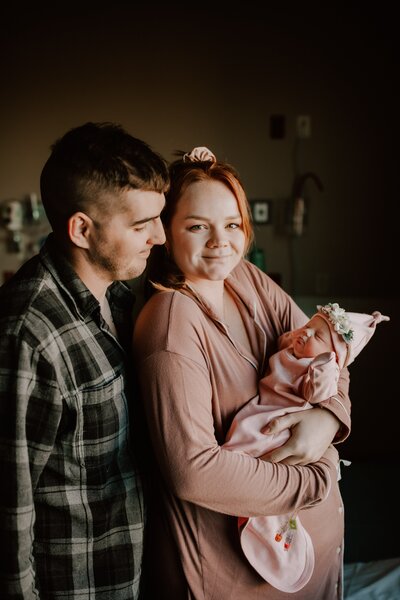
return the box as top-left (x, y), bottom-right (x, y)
top-left (206, 231), bottom-right (228, 248)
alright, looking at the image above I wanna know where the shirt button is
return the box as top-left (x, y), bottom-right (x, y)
top-left (338, 506), bottom-right (343, 514)
top-left (336, 546), bottom-right (341, 554)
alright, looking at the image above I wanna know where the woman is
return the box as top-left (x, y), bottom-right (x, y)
top-left (133, 147), bottom-right (350, 599)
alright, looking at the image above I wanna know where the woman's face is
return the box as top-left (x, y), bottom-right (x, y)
top-left (168, 179), bottom-right (246, 286)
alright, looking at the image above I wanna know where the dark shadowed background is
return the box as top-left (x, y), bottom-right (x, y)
top-left (0, 4), bottom-right (398, 561)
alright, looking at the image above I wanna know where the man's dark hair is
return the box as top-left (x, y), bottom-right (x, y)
top-left (40, 121), bottom-right (169, 233)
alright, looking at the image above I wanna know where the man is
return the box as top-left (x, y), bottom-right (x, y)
top-left (0, 122), bottom-right (168, 599)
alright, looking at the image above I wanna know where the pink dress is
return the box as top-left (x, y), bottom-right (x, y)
top-left (133, 260), bottom-right (350, 600)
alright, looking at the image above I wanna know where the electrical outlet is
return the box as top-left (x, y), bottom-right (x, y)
top-left (296, 115), bottom-right (311, 139)
top-left (250, 200), bottom-right (272, 224)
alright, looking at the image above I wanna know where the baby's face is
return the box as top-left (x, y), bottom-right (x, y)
top-left (291, 316), bottom-right (334, 359)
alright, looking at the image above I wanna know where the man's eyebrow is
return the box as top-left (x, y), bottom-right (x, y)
top-left (132, 215), bottom-right (159, 226)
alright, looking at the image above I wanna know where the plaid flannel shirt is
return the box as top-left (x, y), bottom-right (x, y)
top-left (0, 235), bottom-right (144, 599)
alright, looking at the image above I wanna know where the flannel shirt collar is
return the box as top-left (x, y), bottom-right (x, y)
top-left (39, 234), bottom-right (135, 325)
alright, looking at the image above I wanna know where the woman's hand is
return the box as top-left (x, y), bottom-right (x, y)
top-left (261, 407), bottom-right (340, 465)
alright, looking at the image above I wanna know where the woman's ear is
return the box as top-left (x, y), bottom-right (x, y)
top-left (67, 212), bottom-right (92, 249)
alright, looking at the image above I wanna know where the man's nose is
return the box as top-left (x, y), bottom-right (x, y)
top-left (149, 218), bottom-right (166, 245)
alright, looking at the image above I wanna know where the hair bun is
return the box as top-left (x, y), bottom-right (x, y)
top-left (182, 146), bottom-right (216, 163)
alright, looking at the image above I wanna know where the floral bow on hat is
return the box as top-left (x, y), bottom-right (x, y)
top-left (317, 303), bottom-right (354, 343)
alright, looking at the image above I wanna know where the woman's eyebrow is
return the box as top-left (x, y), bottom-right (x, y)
top-left (184, 213), bottom-right (241, 220)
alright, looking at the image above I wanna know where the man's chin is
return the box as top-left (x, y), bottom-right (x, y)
top-left (117, 264), bottom-right (147, 282)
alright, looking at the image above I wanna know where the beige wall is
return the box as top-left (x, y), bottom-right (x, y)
top-left (0, 4), bottom-right (396, 297)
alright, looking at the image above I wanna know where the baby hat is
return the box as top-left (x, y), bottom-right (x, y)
top-left (314, 303), bottom-right (390, 369)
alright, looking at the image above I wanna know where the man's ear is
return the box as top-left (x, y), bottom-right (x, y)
top-left (67, 212), bottom-right (92, 249)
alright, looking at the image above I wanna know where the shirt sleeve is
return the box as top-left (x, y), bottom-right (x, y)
top-left (0, 333), bottom-right (62, 598)
top-left (137, 349), bottom-right (338, 519)
top-left (318, 365), bottom-right (351, 442)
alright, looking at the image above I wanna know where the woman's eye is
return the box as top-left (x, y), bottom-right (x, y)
top-left (227, 222), bottom-right (241, 229)
top-left (189, 224), bottom-right (207, 231)
top-left (133, 225), bottom-right (146, 232)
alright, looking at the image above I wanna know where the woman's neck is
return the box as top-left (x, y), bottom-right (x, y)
top-left (184, 278), bottom-right (225, 318)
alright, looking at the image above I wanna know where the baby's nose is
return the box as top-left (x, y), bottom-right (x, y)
top-left (301, 328), bottom-right (313, 341)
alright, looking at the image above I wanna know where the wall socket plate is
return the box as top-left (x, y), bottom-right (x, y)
top-left (296, 115), bottom-right (311, 139)
top-left (250, 200), bottom-right (272, 224)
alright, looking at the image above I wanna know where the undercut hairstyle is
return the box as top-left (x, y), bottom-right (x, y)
top-left (40, 121), bottom-right (169, 235)
top-left (146, 154), bottom-right (254, 293)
